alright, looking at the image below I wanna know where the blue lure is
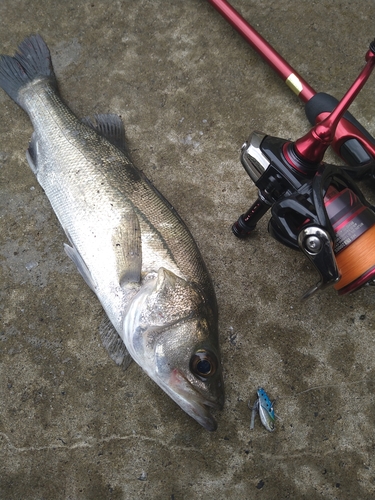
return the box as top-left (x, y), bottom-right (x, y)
top-left (249, 387), bottom-right (276, 432)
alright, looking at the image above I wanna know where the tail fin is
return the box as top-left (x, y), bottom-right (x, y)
top-left (0, 35), bottom-right (56, 109)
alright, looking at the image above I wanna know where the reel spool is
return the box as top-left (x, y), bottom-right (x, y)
top-left (233, 40), bottom-right (375, 297)
top-left (325, 185), bottom-right (375, 294)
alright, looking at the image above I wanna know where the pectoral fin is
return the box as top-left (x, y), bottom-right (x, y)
top-left (113, 210), bottom-right (142, 287)
top-left (99, 315), bottom-right (133, 370)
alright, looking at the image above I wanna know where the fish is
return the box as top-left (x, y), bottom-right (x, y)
top-left (0, 35), bottom-right (224, 431)
top-left (249, 387), bottom-right (276, 432)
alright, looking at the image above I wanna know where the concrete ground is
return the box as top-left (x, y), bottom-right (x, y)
top-left (1, 0), bottom-right (375, 498)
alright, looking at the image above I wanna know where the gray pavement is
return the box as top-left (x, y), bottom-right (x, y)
top-left (1, 1), bottom-right (375, 498)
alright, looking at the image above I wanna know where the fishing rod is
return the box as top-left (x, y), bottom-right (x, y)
top-left (207, 0), bottom-right (375, 296)
top-left (207, 0), bottom-right (375, 169)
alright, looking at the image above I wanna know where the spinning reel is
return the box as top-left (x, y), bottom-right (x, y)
top-left (232, 41), bottom-right (375, 297)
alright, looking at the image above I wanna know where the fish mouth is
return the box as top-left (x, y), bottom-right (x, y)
top-left (188, 399), bottom-right (220, 432)
top-left (159, 370), bottom-right (223, 432)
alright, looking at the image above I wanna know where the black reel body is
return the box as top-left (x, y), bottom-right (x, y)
top-left (233, 132), bottom-right (375, 297)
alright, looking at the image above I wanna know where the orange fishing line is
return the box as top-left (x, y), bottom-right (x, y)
top-left (334, 224), bottom-right (375, 290)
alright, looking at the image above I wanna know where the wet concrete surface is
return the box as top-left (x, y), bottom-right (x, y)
top-left (1, 0), bottom-right (375, 498)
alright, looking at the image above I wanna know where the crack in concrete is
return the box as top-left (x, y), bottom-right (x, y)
top-left (0, 431), bottom-right (203, 455)
top-left (1, 430), bottom-right (369, 463)
top-left (295, 378), bottom-right (366, 395)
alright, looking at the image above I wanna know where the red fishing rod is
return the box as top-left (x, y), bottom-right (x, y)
top-left (207, 0), bottom-right (375, 297)
top-left (207, 0), bottom-right (375, 169)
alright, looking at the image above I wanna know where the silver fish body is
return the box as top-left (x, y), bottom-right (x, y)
top-left (0, 35), bottom-right (224, 430)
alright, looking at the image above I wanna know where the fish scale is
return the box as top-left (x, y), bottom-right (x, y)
top-left (0, 35), bottom-right (224, 430)
top-left (39, 98), bottom-right (204, 288)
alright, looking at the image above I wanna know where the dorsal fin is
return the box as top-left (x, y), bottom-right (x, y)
top-left (82, 114), bottom-right (129, 155)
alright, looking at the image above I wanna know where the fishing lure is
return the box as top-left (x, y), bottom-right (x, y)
top-left (249, 387), bottom-right (276, 432)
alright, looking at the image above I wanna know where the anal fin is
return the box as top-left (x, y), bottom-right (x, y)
top-left (64, 243), bottom-right (96, 292)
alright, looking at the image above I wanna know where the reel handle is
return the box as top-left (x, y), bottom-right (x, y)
top-left (292, 42), bottom-right (375, 167)
top-left (305, 92), bottom-right (375, 173)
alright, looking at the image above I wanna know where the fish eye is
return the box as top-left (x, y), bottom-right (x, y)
top-left (190, 350), bottom-right (217, 378)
